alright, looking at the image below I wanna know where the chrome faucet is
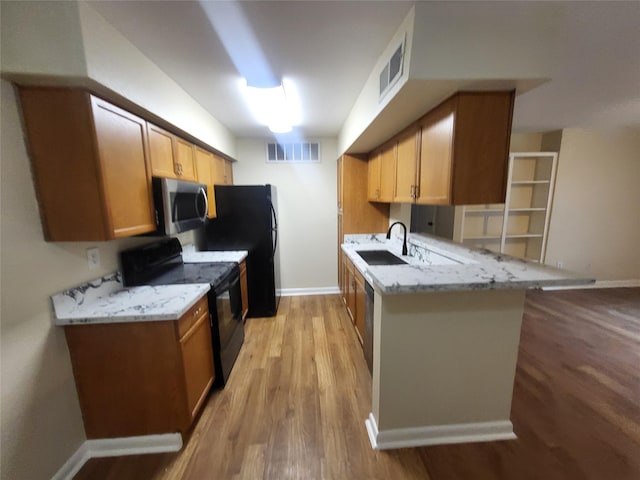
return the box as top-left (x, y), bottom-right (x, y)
top-left (386, 221), bottom-right (408, 256)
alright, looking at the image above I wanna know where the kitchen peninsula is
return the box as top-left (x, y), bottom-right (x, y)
top-left (341, 232), bottom-right (592, 450)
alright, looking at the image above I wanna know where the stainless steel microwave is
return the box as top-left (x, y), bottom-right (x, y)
top-left (152, 177), bottom-right (208, 235)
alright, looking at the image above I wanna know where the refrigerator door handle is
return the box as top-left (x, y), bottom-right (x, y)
top-left (270, 201), bottom-right (278, 258)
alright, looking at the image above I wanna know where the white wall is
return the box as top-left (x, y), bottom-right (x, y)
top-left (1, 1), bottom-right (236, 158)
top-left (77, 2), bottom-right (236, 157)
top-left (338, 7), bottom-right (414, 154)
top-left (510, 132), bottom-right (543, 152)
top-left (410, 2), bottom-right (559, 80)
top-left (0, 1), bottom-right (87, 78)
top-left (543, 128), bottom-right (640, 282)
top-left (234, 139), bottom-right (338, 291)
top-left (389, 203), bottom-right (412, 229)
top-left (0, 80), bottom-right (196, 480)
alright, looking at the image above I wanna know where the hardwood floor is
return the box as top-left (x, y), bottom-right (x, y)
top-left (421, 288), bottom-right (640, 480)
top-left (74, 295), bottom-right (431, 479)
top-left (74, 288), bottom-right (639, 480)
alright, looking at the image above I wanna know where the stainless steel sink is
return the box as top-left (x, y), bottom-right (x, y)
top-left (356, 250), bottom-right (407, 266)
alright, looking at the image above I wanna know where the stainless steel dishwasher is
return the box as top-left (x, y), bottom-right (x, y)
top-left (364, 280), bottom-right (374, 374)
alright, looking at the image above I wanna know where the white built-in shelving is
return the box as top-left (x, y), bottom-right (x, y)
top-left (457, 152), bottom-right (558, 263)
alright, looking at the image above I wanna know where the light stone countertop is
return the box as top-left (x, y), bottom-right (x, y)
top-left (182, 250), bottom-right (248, 264)
top-left (51, 273), bottom-right (210, 326)
top-left (342, 233), bottom-right (594, 295)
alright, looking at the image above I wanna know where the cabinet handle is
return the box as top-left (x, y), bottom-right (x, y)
top-left (414, 185), bottom-right (420, 198)
top-left (193, 306), bottom-right (202, 317)
top-left (410, 185), bottom-right (415, 198)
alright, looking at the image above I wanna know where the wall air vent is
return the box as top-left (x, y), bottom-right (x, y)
top-left (266, 142), bottom-right (320, 163)
top-left (379, 38), bottom-right (405, 101)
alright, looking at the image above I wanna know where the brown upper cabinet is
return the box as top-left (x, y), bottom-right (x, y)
top-left (194, 150), bottom-right (234, 219)
top-left (368, 141), bottom-right (396, 202)
top-left (418, 91), bottom-right (514, 205)
top-left (174, 137), bottom-right (197, 181)
top-left (147, 123), bottom-right (197, 181)
top-left (368, 90), bottom-right (514, 206)
top-left (394, 126), bottom-right (420, 203)
top-left (367, 150), bottom-right (381, 201)
top-left (19, 88), bottom-right (156, 241)
top-left (212, 154), bottom-right (234, 186)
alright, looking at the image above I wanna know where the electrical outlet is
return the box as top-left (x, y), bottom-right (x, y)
top-left (87, 247), bottom-right (100, 270)
top-left (556, 261), bottom-right (564, 269)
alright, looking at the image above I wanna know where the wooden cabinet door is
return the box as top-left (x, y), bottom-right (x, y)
top-left (147, 124), bottom-right (177, 179)
top-left (180, 311), bottom-right (215, 420)
top-left (451, 92), bottom-right (513, 204)
top-left (379, 144), bottom-right (396, 202)
top-left (90, 97), bottom-right (156, 238)
top-left (417, 102), bottom-right (455, 205)
top-left (340, 254), bottom-right (347, 302)
top-left (394, 128), bottom-right (419, 203)
top-left (174, 137), bottom-right (197, 181)
top-left (212, 154), bottom-right (226, 185)
top-left (195, 147), bottom-right (216, 218)
top-left (223, 160), bottom-right (234, 185)
top-left (337, 157), bottom-right (343, 211)
top-left (368, 151), bottom-right (381, 201)
top-left (64, 321), bottom-right (188, 438)
top-left (354, 271), bottom-right (366, 345)
top-left (346, 261), bottom-right (356, 323)
top-left (239, 260), bottom-right (249, 320)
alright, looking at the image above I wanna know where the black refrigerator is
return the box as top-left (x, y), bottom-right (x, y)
top-left (202, 184), bottom-right (280, 317)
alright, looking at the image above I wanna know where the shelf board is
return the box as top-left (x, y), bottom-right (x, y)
top-left (511, 180), bottom-right (551, 185)
top-left (464, 209), bottom-right (505, 215)
top-left (507, 208), bottom-right (546, 213)
top-left (463, 236), bottom-right (502, 241)
top-left (505, 233), bottom-right (544, 239)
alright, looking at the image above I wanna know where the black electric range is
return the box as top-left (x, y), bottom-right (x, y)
top-left (120, 238), bottom-right (244, 388)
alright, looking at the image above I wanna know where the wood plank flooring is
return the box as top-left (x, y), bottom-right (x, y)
top-left (74, 288), bottom-right (639, 480)
top-left (420, 287), bottom-right (640, 480)
top-left (74, 295), bottom-right (431, 479)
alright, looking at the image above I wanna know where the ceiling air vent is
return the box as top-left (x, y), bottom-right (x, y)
top-left (266, 142), bottom-right (320, 163)
top-left (379, 39), bottom-right (405, 101)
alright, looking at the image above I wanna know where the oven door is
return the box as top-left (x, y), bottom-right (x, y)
top-left (210, 265), bottom-right (244, 386)
top-left (213, 266), bottom-right (243, 349)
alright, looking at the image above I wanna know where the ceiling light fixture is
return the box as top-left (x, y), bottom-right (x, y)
top-left (242, 79), bottom-right (298, 133)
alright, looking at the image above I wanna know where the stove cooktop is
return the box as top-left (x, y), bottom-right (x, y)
top-left (144, 262), bottom-right (237, 288)
top-left (120, 238), bottom-right (237, 289)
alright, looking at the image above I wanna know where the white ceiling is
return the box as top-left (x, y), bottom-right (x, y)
top-left (93, 1), bottom-right (639, 144)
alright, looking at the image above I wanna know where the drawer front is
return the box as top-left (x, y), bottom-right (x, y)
top-left (178, 296), bottom-right (208, 338)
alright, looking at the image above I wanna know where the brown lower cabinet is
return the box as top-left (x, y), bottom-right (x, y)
top-left (64, 296), bottom-right (214, 438)
top-left (341, 254), bottom-right (366, 346)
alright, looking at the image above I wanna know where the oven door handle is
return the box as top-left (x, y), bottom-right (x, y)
top-left (270, 201), bottom-right (278, 258)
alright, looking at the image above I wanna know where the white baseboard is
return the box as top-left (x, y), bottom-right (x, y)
top-left (278, 286), bottom-right (340, 296)
top-left (365, 413), bottom-right (516, 450)
top-left (51, 443), bottom-right (91, 480)
top-left (52, 433), bottom-right (182, 480)
top-left (543, 279), bottom-right (640, 291)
